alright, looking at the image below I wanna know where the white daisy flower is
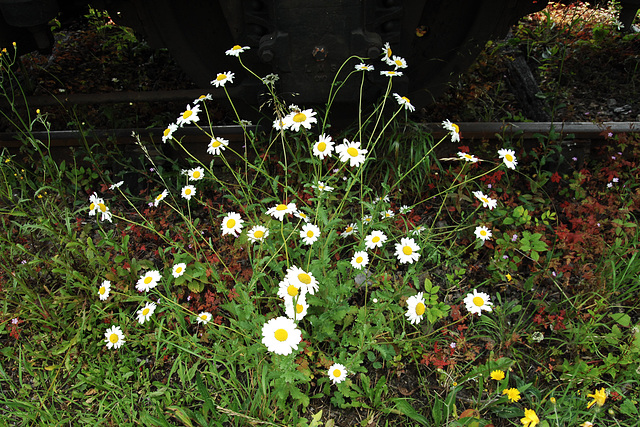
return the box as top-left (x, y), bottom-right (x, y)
top-left (154, 189), bottom-right (169, 207)
top-left (262, 73), bottom-right (279, 85)
top-left (328, 363), bottom-right (348, 384)
top-left (464, 289), bottom-right (493, 316)
top-left (211, 71), bottom-right (235, 87)
top-left (350, 251), bottom-right (369, 270)
top-left (273, 116), bottom-right (289, 130)
top-left (197, 311), bottom-right (212, 324)
top-left (88, 193), bottom-right (112, 222)
top-left (136, 270), bottom-right (161, 292)
top-left (162, 123), bottom-right (178, 143)
top-left (405, 292), bottom-right (426, 324)
top-left (266, 202), bottom-right (296, 221)
top-left (312, 181), bottom-right (334, 192)
top-left (295, 211), bottom-right (310, 223)
top-left (498, 148), bottom-right (518, 169)
top-left (393, 93), bottom-right (415, 112)
top-left (399, 205), bottom-right (411, 214)
top-left (277, 277), bottom-right (302, 299)
top-left (473, 191), bottom-right (497, 210)
top-left (381, 42), bottom-right (393, 62)
top-left (261, 316), bottom-right (302, 356)
top-left (355, 63), bottom-right (374, 71)
top-left (247, 225), bottom-right (269, 243)
top-left (285, 266), bottom-right (319, 295)
top-left (362, 215), bottom-right (373, 224)
top-left (389, 55), bottom-right (408, 69)
top-left (284, 294), bottom-right (308, 321)
top-left (300, 223), bottom-right (320, 245)
top-left (364, 230), bottom-right (387, 249)
top-left (98, 280), bottom-right (111, 301)
top-left (221, 212), bottom-right (244, 237)
top-left (136, 302), bottom-right (157, 324)
top-left (193, 94), bottom-right (212, 104)
top-left (285, 108), bottom-right (317, 132)
top-left (312, 134), bottom-right (334, 159)
top-left (342, 223), bottom-right (358, 237)
top-left (380, 70), bottom-right (403, 78)
top-left (187, 167), bottom-right (205, 181)
top-left (172, 263), bottom-right (187, 278)
top-left (208, 137), bottom-right (229, 155)
top-left (225, 45), bottom-right (250, 56)
top-left (335, 139), bottom-right (368, 167)
top-left (181, 185), bottom-right (196, 200)
top-left (411, 225), bottom-right (425, 235)
top-left (109, 181), bottom-right (124, 190)
top-left (475, 225), bottom-right (492, 241)
top-left (176, 104), bottom-right (201, 127)
top-left (395, 237), bottom-right (421, 264)
top-left (381, 209), bottom-right (395, 219)
top-left (442, 119), bottom-right (460, 142)
top-left (458, 152), bottom-right (478, 163)
top-left (104, 325), bottom-right (125, 349)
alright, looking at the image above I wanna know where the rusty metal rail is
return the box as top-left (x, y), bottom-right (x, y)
top-left (1, 122), bottom-right (638, 148)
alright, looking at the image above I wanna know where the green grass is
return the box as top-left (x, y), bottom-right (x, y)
top-left (2, 4), bottom-right (640, 427)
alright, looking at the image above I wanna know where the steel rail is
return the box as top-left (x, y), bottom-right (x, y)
top-left (1, 122), bottom-right (638, 148)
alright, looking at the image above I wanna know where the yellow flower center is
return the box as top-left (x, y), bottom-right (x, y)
top-left (200, 314), bottom-right (208, 320)
top-left (144, 276), bottom-right (152, 285)
top-left (481, 197), bottom-right (489, 204)
top-left (192, 171), bottom-right (201, 179)
top-left (346, 227), bottom-right (353, 232)
top-left (292, 112), bottom-right (306, 123)
top-left (163, 128), bottom-right (171, 137)
top-left (317, 142), bottom-right (326, 152)
top-left (505, 154), bottom-right (514, 162)
top-left (415, 302), bottom-right (426, 316)
top-left (356, 256), bottom-right (363, 263)
top-left (99, 286), bottom-right (105, 295)
top-left (347, 147), bottom-right (359, 157)
top-left (156, 194), bottom-right (163, 201)
top-left (98, 203), bottom-right (107, 212)
top-left (142, 308), bottom-right (150, 316)
top-left (211, 139), bottom-right (221, 147)
top-left (109, 333), bottom-right (119, 343)
top-left (372, 236), bottom-right (380, 243)
top-left (296, 304), bottom-right (304, 314)
top-left (480, 230), bottom-right (487, 236)
top-left (198, 95), bottom-right (207, 100)
top-left (298, 273), bottom-right (311, 284)
top-left (232, 45), bottom-right (241, 50)
top-left (402, 96), bottom-right (410, 103)
top-left (274, 328), bottom-right (288, 342)
top-left (332, 369), bottom-right (341, 378)
top-left (227, 219), bottom-right (236, 228)
top-left (473, 296), bottom-right (484, 307)
top-left (89, 202), bottom-right (96, 210)
top-left (287, 285), bottom-right (298, 296)
top-left (402, 246), bottom-right (413, 255)
top-left (254, 230), bottom-right (264, 238)
top-left (183, 110), bottom-right (192, 119)
top-left (306, 230), bottom-right (314, 238)
top-left (276, 204), bottom-right (288, 211)
top-left (394, 59), bottom-right (403, 67)
top-left (217, 74), bottom-right (226, 81)
top-left (452, 123), bottom-right (460, 133)
top-left (176, 267), bottom-right (183, 274)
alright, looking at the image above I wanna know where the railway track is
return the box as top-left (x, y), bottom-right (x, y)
top-left (1, 122), bottom-right (638, 149)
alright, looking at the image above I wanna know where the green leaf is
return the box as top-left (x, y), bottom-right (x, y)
top-left (392, 398), bottom-right (429, 425)
top-left (610, 313), bottom-right (631, 327)
top-left (620, 399), bottom-right (638, 416)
